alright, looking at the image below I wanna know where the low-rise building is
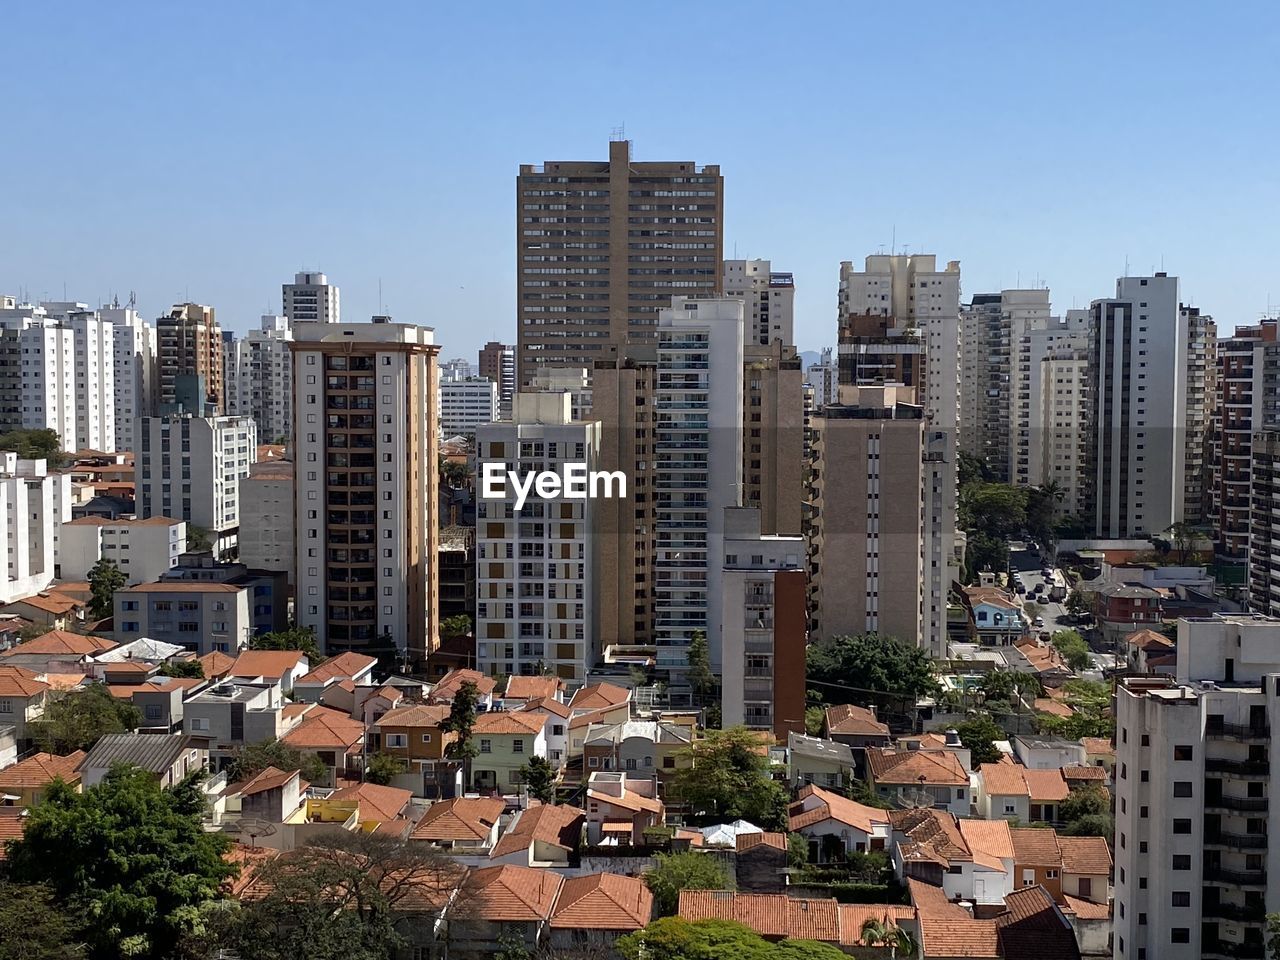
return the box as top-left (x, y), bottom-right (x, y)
top-left (279, 706), bottom-right (365, 787)
top-left (963, 586), bottom-right (1029, 645)
top-left (975, 764), bottom-right (1070, 823)
top-left (0, 630), bottom-right (115, 673)
top-left (114, 581), bottom-right (252, 655)
top-left (866, 746), bottom-right (970, 814)
top-left (470, 711), bottom-right (548, 794)
top-left (58, 516), bottom-right (186, 585)
top-left (0, 750), bottom-right (85, 806)
top-left (77, 733), bottom-right (206, 788)
top-left (0, 667), bottom-right (49, 742)
top-left (446, 864), bottom-right (561, 959)
top-left (786, 733), bottom-right (854, 789)
top-left (787, 783), bottom-right (891, 862)
top-left (582, 719), bottom-right (692, 781)
top-left (1092, 581), bottom-right (1162, 647)
top-left (409, 795), bottom-right (504, 855)
top-left (546, 873), bottom-right (652, 952)
top-left (183, 680), bottom-right (287, 769)
top-left (291, 652), bottom-right (377, 703)
top-left (584, 771), bottom-right (664, 844)
top-left (489, 802), bottom-right (584, 868)
top-left (228, 649), bottom-right (311, 692)
top-left (891, 809), bottom-right (1016, 906)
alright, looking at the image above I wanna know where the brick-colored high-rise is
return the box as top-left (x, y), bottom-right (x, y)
top-left (157, 303), bottom-right (224, 415)
top-left (516, 139), bottom-right (723, 389)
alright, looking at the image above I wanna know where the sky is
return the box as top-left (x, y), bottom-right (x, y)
top-left (4, 1), bottom-right (1279, 360)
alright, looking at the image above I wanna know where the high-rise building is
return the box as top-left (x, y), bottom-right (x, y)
top-left (1013, 309), bottom-right (1091, 490)
top-left (135, 414), bottom-right (256, 559)
top-left (1037, 343), bottom-right (1091, 519)
top-left (283, 271), bottom-right (340, 324)
top-left (1248, 424), bottom-right (1280, 614)
top-left (529, 366), bottom-right (591, 421)
top-left (742, 341), bottom-right (804, 536)
top-left (157, 303), bottom-right (224, 416)
top-left (805, 347), bottom-right (839, 409)
top-left (238, 457), bottom-right (294, 585)
top-left (516, 139), bottom-right (723, 389)
top-left (100, 303), bottom-right (158, 452)
top-left (475, 393), bottom-right (601, 682)
top-left (478, 341), bottom-right (516, 419)
top-left (290, 317), bottom-right (439, 661)
top-left (438, 378), bottom-right (499, 438)
top-left (719, 507), bottom-right (805, 739)
top-left (1212, 321), bottom-right (1275, 559)
top-left (1114, 615), bottom-right (1277, 960)
top-left (226, 315), bottom-right (294, 445)
top-left (1183, 306), bottom-right (1217, 525)
top-left (0, 454), bottom-right (68, 604)
top-left (722, 260), bottom-right (795, 346)
top-left (1087, 274), bottom-right (1188, 538)
top-left (439, 358), bottom-right (475, 383)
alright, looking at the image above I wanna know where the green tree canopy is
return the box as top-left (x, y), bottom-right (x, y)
top-left (1050, 629), bottom-right (1092, 672)
top-left (364, 752), bottom-right (407, 786)
top-left (249, 626), bottom-right (323, 664)
top-left (7, 766), bottom-right (234, 960)
top-left (959, 483), bottom-right (1028, 539)
top-left (686, 630), bottom-right (717, 709)
top-left (228, 737), bottom-right (328, 787)
top-left (0, 882), bottom-right (86, 960)
top-left (618, 918), bottom-right (849, 960)
top-left (669, 726), bottom-right (788, 830)
top-left (87, 557), bottom-right (126, 620)
top-left (158, 658), bottom-right (204, 679)
top-left (519, 755), bottom-right (557, 805)
top-left (807, 633), bottom-right (939, 703)
top-left (954, 714), bottom-right (1006, 766)
top-left (643, 853), bottom-right (736, 917)
top-left (1035, 679), bottom-right (1114, 740)
top-left (31, 683), bottom-right (141, 754)
top-left (442, 679), bottom-right (481, 788)
top-left (0, 428), bottom-right (69, 467)
top-left (440, 614), bottom-right (472, 640)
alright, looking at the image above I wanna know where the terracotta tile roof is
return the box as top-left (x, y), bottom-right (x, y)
top-left (411, 796), bottom-right (505, 842)
top-left (1125, 628), bottom-right (1173, 650)
top-left (569, 706), bottom-right (618, 730)
top-left (491, 803), bottom-right (584, 859)
top-left (281, 702), bottom-right (314, 721)
top-left (1081, 738), bottom-right (1114, 756)
top-left (7, 592), bottom-right (83, 614)
top-left (957, 818), bottom-right (1015, 870)
top-left (223, 843), bottom-right (280, 897)
top-left (1034, 698), bottom-right (1075, 718)
top-left (468, 864), bottom-right (564, 921)
top-left (908, 877), bottom-right (973, 921)
top-left (517, 696), bottom-right (572, 720)
top-left (369, 684), bottom-right (403, 702)
top-left (736, 831), bottom-right (787, 853)
top-left (229, 650), bottom-right (308, 679)
top-left (1061, 894), bottom-right (1110, 920)
top-left (376, 703), bottom-right (451, 728)
top-left (550, 872), bottom-right (651, 929)
top-left (120, 581), bottom-right (242, 593)
top-left (0, 674), bottom-right (49, 697)
top-left (979, 762), bottom-right (1031, 797)
top-left (788, 783), bottom-right (890, 834)
top-left (1057, 836), bottom-right (1112, 875)
top-left (892, 808), bottom-right (972, 867)
top-left (103, 660), bottom-right (154, 675)
top-left (328, 782), bottom-right (413, 822)
top-left (297, 652), bottom-right (377, 684)
top-left (964, 585), bottom-right (1022, 610)
top-left (824, 703), bottom-right (889, 736)
top-left (919, 918), bottom-right (1002, 958)
top-left (0, 810), bottom-right (27, 858)
top-left (503, 676), bottom-right (562, 701)
top-left (587, 788), bottom-right (664, 815)
top-left (1009, 827), bottom-right (1063, 866)
top-left (784, 897), bottom-right (841, 942)
top-left (280, 710), bottom-right (365, 752)
top-left (472, 711), bottom-right (545, 736)
top-left (199, 650), bottom-right (236, 679)
top-left (226, 766), bottom-right (299, 797)
top-left (0, 751), bottom-right (85, 790)
top-left (429, 668), bottom-right (497, 703)
top-left (0, 664), bottom-right (40, 681)
top-left (0, 630), bottom-right (115, 657)
top-left (866, 746), bottom-right (968, 785)
top-left (1022, 768), bottom-right (1070, 802)
top-left (43, 672), bottom-right (87, 691)
top-left (1062, 764), bottom-right (1108, 782)
top-left (569, 681), bottom-right (630, 710)
top-left (677, 891), bottom-right (791, 938)
top-left (674, 828), bottom-right (705, 847)
top-left (996, 886), bottom-right (1080, 960)
top-left (837, 905), bottom-right (915, 945)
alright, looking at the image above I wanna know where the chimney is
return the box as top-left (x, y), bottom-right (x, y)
top-left (944, 728), bottom-right (962, 747)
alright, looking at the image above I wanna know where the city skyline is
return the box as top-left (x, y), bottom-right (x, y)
top-left (4, 2), bottom-right (1279, 360)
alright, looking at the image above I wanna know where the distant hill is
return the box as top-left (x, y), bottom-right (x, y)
top-left (799, 350), bottom-right (822, 370)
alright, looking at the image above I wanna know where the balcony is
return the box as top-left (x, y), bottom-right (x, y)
top-left (1205, 831), bottom-right (1268, 851)
top-left (1205, 757), bottom-right (1270, 777)
top-left (1205, 795), bottom-right (1268, 813)
top-left (1203, 940), bottom-right (1265, 960)
top-left (1204, 865), bottom-right (1267, 887)
top-left (1203, 901), bottom-right (1266, 924)
top-left (1206, 721), bottom-right (1270, 741)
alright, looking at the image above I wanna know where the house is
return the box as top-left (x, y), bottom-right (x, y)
top-left (500, 675), bottom-right (564, 708)
top-left (890, 809), bottom-right (1016, 906)
top-left (569, 681), bottom-right (631, 713)
top-left (447, 864), bottom-right (563, 959)
top-left (1079, 737), bottom-right (1114, 774)
top-left (0, 750), bottom-right (85, 807)
top-left (1060, 894), bottom-right (1111, 957)
top-left (3, 592), bottom-right (86, 630)
top-left (894, 731), bottom-right (973, 772)
top-left (1011, 735), bottom-right (1086, 770)
top-left (228, 650), bottom-right (311, 693)
top-left (516, 697), bottom-right (572, 766)
top-left (975, 764), bottom-right (1070, 823)
top-left (279, 706), bottom-right (365, 787)
top-left (199, 650), bottom-right (236, 680)
top-left (546, 873), bottom-right (652, 952)
top-left (489, 802), bottom-right (584, 867)
top-left (822, 703), bottom-right (891, 757)
top-left (470, 711), bottom-right (548, 794)
top-left (735, 831), bottom-right (789, 892)
top-left (1056, 835), bottom-right (1111, 903)
top-left (410, 796), bottom-right (505, 855)
top-left (909, 878), bottom-right (1082, 960)
top-left (1009, 828), bottom-right (1065, 900)
top-left (963, 586), bottom-right (1028, 646)
top-left (582, 719), bottom-right (692, 781)
top-left (678, 890), bottom-right (913, 949)
top-left (585, 772), bottom-right (664, 844)
top-left (866, 747), bottom-right (970, 814)
top-left (326, 781), bottom-right (415, 831)
top-left (567, 704), bottom-right (633, 757)
top-left (429, 669), bottom-right (497, 709)
top-left (1061, 764), bottom-right (1109, 791)
top-left (1124, 628), bottom-right (1175, 674)
top-left (1006, 637), bottom-right (1073, 686)
top-left (353, 683), bottom-right (405, 725)
top-left (0, 668), bottom-right (49, 742)
top-left (77, 733), bottom-right (206, 789)
top-left (291, 652), bottom-right (377, 703)
top-left (221, 766), bottom-right (308, 841)
top-left (109, 676), bottom-right (192, 734)
top-left (184, 680), bottom-right (288, 769)
top-left (0, 629), bottom-right (116, 673)
top-left (989, 885), bottom-right (1082, 960)
top-left (374, 703), bottom-right (456, 795)
top-left (787, 783), bottom-right (892, 862)
top-left (786, 732), bottom-right (854, 789)
top-left (1092, 582), bottom-right (1161, 646)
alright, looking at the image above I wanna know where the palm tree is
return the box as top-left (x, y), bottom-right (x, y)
top-left (860, 915), bottom-right (916, 957)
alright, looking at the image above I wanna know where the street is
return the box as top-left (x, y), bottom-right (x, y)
top-left (1007, 543), bottom-right (1073, 638)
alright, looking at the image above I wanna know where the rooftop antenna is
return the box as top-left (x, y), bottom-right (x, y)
top-left (610, 123), bottom-right (626, 142)
top-left (891, 225), bottom-right (896, 256)
top-left (378, 277), bottom-right (384, 315)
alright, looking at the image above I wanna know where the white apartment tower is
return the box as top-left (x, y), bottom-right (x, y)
top-left (722, 259), bottom-right (795, 347)
top-left (439, 379), bottom-right (499, 438)
top-left (1013, 309), bottom-right (1091, 489)
top-left (0, 455), bottom-right (68, 604)
top-left (1089, 274), bottom-right (1188, 538)
top-left (475, 392), bottom-right (601, 682)
top-left (283, 271), bottom-right (340, 324)
top-left (654, 297), bottom-right (744, 674)
top-left (227, 315), bottom-right (293, 444)
top-left (136, 415), bottom-right (257, 559)
top-left (1038, 343), bottom-right (1090, 519)
top-left (290, 318), bottom-right (439, 661)
top-left (100, 303), bottom-right (158, 452)
top-left (805, 347), bottom-right (839, 409)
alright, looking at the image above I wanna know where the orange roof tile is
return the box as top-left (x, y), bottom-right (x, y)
top-left (892, 809), bottom-right (973, 867)
top-left (0, 810), bottom-right (27, 858)
top-left (569, 681), bottom-right (629, 710)
top-left (784, 897), bottom-right (841, 942)
top-left (1126, 628), bottom-right (1173, 650)
top-left (472, 711), bottom-right (545, 736)
top-left (517, 696), bottom-right (572, 720)
top-left (908, 877), bottom-right (972, 920)
top-left (550, 872), bottom-right (651, 929)
top-left (1081, 738), bottom-right (1114, 756)
top-left (0, 665), bottom-right (38, 680)
top-left (411, 796), bottom-right (504, 842)
top-left (503, 675), bottom-right (562, 701)
top-left (1057, 836), bottom-right (1112, 875)
top-left (674, 828), bottom-right (705, 848)
top-left (1062, 764), bottom-right (1107, 782)
top-left (328, 781), bottom-right (413, 822)
top-left (837, 905), bottom-right (915, 946)
top-left (280, 710), bottom-right (364, 752)
top-left (979, 762), bottom-right (1032, 797)
top-left (119, 581), bottom-right (242, 593)
top-left (229, 650), bottom-right (308, 679)
top-left (429, 668), bottom-right (497, 702)
top-left (0, 751), bottom-right (85, 790)
top-left (995, 886), bottom-right (1081, 959)
top-left (468, 864), bottom-right (563, 921)
top-left (491, 803), bottom-right (584, 859)
top-left (1034, 698), bottom-right (1075, 718)
top-left (919, 918), bottom-right (1002, 958)
top-left (1009, 827), bottom-right (1063, 867)
top-left (0, 630), bottom-right (114, 657)
top-left (568, 705), bottom-right (619, 730)
top-left (957, 818), bottom-right (1015, 870)
top-left (376, 703), bottom-right (451, 728)
top-left (867, 746), bottom-right (968, 785)
top-left (297, 652), bottom-right (377, 684)
top-left (199, 650), bottom-right (236, 679)
top-left (824, 703), bottom-right (889, 736)
top-left (736, 831), bottom-right (788, 853)
top-left (226, 766), bottom-right (300, 797)
top-left (587, 788), bottom-right (663, 815)
top-left (6, 592), bottom-right (82, 614)
top-left (1061, 894), bottom-right (1110, 920)
top-left (677, 891), bottom-right (791, 938)
top-left (1022, 768), bottom-right (1070, 802)
top-left (788, 783), bottom-right (891, 834)
top-left (0, 674), bottom-right (49, 697)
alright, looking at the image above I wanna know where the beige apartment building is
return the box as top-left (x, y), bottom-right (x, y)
top-left (515, 139), bottom-right (724, 389)
top-left (1037, 345), bottom-right (1090, 519)
top-left (742, 341), bottom-right (804, 538)
top-left (157, 302), bottom-right (224, 415)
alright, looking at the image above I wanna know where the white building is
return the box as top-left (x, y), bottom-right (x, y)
top-left (1114, 614), bottom-right (1280, 960)
top-left (238, 458), bottom-right (294, 585)
top-left (654, 297), bottom-right (744, 675)
top-left (282, 271), bottom-right (339, 324)
top-left (528, 366), bottom-right (591, 422)
top-left (439, 378), bottom-right (499, 438)
top-left (1013, 309), bottom-right (1090, 489)
top-left (439, 358), bottom-right (475, 383)
top-left (0, 455), bottom-right (67, 604)
top-left (115, 581), bottom-right (254, 655)
top-left (804, 347), bottom-right (839, 409)
top-left (1090, 274), bottom-right (1188, 538)
top-left (135, 415), bottom-right (257, 559)
top-left (226, 315), bottom-right (293, 443)
top-left (59, 516), bottom-right (186, 584)
top-left (722, 259), bottom-right (795, 347)
top-left (100, 303), bottom-right (158, 452)
top-left (475, 393), bottom-right (601, 682)
top-left (1038, 343), bottom-right (1090, 518)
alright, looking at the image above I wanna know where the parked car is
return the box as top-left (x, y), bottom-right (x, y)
top-left (1033, 616), bottom-right (1046, 628)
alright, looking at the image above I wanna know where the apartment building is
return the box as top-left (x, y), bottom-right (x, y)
top-left (0, 455), bottom-right (69, 604)
top-left (478, 341), bottom-right (515, 419)
top-left (1038, 343), bottom-right (1091, 519)
top-left (100, 302), bottom-right (158, 452)
top-left (516, 139), bottom-right (723, 388)
top-left (804, 347), bottom-right (839, 409)
top-left (1088, 274), bottom-right (1188, 538)
top-left (439, 378), bottom-right (499, 438)
top-left (157, 303), bottom-right (224, 415)
top-left (528, 366), bottom-right (591, 421)
top-left (439, 358), bottom-right (474, 383)
top-left (742, 341), bottom-right (803, 537)
top-left (238, 457), bottom-right (294, 585)
top-left (1183, 306), bottom-right (1218, 525)
top-left (135, 415), bottom-right (257, 559)
top-left (719, 507), bottom-right (805, 738)
top-left (115, 581), bottom-right (253, 655)
top-left (290, 317), bottom-right (439, 662)
top-left (722, 259), bottom-right (795, 346)
top-left (1013, 308), bottom-right (1090, 490)
top-left (1114, 614), bottom-right (1280, 960)
top-left (475, 393), bottom-right (601, 682)
top-left (1248, 429), bottom-right (1280, 615)
top-left (282, 271), bottom-right (340, 324)
top-left (59, 516), bottom-right (186, 584)
top-left (226, 314), bottom-right (293, 444)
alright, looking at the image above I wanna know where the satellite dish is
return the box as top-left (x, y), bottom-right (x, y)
top-left (235, 817), bottom-right (279, 847)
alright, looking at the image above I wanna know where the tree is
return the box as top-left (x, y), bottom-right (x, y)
top-left (0, 882), bottom-right (86, 959)
top-left (439, 457), bottom-right (470, 490)
top-left (669, 726), bottom-right (788, 829)
top-left (964, 533), bottom-right (1010, 583)
top-left (1064, 587), bottom-right (1091, 618)
top-left (158, 658), bottom-right (204, 679)
top-left (364, 752), bottom-right (407, 786)
top-left (617, 918), bottom-right (848, 960)
top-left (250, 626), bottom-right (323, 664)
top-left (1266, 912), bottom-right (1280, 960)
top-left (440, 614), bottom-right (472, 640)
top-left (644, 852), bottom-right (735, 917)
top-left (1061, 813), bottom-right (1114, 838)
top-left (31, 683), bottom-right (141, 754)
top-left (860, 915), bottom-right (916, 957)
top-left (787, 832), bottom-right (809, 868)
top-left (219, 831), bottom-right (463, 960)
top-left (686, 630), bottom-right (717, 711)
top-left (186, 524), bottom-right (212, 551)
top-left (1060, 784), bottom-right (1110, 822)
top-left (87, 557), bottom-right (126, 620)
top-left (959, 483), bottom-right (1027, 539)
top-left (441, 679), bottom-right (481, 790)
top-left (18, 622), bottom-right (49, 643)
top-left (7, 766), bottom-right (234, 960)
top-left (954, 714), bottom-right (1005, 766)
top-left (806, 633), bottom-right (939, 703)
top-left (1050, 628), bottom-right (1092, 672)
top-left (228, 737), bottom-right (328, 787)
top-left (519, 755), bottom-right (557, 804)
top-left (957, 451), bottom-right (992, 488)
top-left (0, 428), bottom-right (69, 467)
top-left (804, 705), bottom-right (825, 737)
top-left (1036, 679), bottom-right (1114, 740)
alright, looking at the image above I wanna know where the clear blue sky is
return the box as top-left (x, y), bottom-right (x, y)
top-left (4, 1), bottom-right (1277, 358)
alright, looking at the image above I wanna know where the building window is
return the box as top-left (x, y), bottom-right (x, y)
top-left (1172, 855), bottom-right (1191, 870)
top-left (1172, 819), bottom-right (1191, 834)
top-left (1173, 745), bottom-right (1192, 761)
top-left (512, 739), bottom-right (524, 754)
top-left (1172, 781), bottom-right (1192, 797)
top-left (386, 734), bottom-right (408, 748)
top-left (1170, 929), bottom-right (1189, 944)
top-left (1171, 891), bottom-right (1190, 907)
top-left (480, 739), bottom-right (492, 754)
